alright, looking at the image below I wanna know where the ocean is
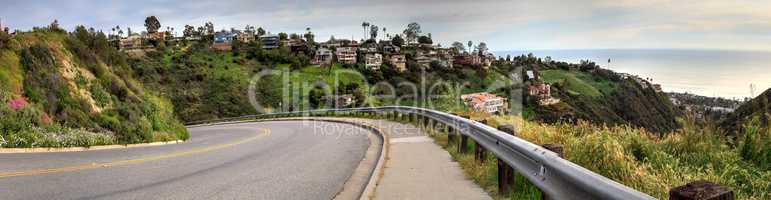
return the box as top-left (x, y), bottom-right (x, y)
top-left (494, 49), bottom-right (771, 100)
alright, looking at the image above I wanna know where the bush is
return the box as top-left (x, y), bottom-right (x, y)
top-left (739, 117), bottom-right (771, 170)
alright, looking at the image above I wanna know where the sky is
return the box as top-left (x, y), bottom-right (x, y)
top-left (2, 0), bottom-right (771, 52)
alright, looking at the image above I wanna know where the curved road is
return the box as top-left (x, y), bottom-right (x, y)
top-left (0, 121), bottom-right (373, 200)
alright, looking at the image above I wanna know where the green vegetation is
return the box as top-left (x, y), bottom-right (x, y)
top-left (480, 116), bottom-right (771, 200)
top-left (540, 69), bottom-right (615, 97)
top-left (503, 55), bottom-right (680, 134)
top-left (0, 27), bottom-right (187, 148)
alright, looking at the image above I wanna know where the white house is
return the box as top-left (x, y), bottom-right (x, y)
top-left (460, 92), bottom-right (506, 114)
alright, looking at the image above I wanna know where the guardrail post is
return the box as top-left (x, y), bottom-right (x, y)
top-left (475, 119), bottom-right (488, 162)
top-left (669, 181), bottom-right (734, 200)
top-left (458, 115), bottom-right (470, 153)
top-left (446, 123), bottom-right (456, 144)
top-left (425, 116), bottom-right (432, 133)
top-left (540, 143), bottom-right (564, 200)
top-left (497, 124), bottom-right (517, 195)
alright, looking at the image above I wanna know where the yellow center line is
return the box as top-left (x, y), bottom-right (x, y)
top-left (0, 128), bottom-right (271, 178)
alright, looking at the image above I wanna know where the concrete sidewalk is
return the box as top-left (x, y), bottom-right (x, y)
top-left (351, 118), bottom-right (492, 200)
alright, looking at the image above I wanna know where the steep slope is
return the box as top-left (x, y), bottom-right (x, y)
top-left (516, 57), bottom-right (681, 134)
top-left (721, 88), bottom-right (771, 134)
top-left (0, 27), bottom-right (187, 147)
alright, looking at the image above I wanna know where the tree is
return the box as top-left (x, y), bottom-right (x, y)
top-left (245, 25), bottom-right (256, 35)
top-left (257, 27), bottom-right (266, 36)
top-left (144, 16), bottom-right (161, 33)
top-left (382, 27), bottom-right (387, 38)
top-left (289, 33), bottom-right (301, 40)
top-left (418, 35), bottom-right (432, 44)
top-left (204, 22), bottom-right (214, 35)
top-left (183, 25), bottom-right (195, 37)
top-left (467, 41), bottom-right (473, 53)
top-left (370, 25), bottom-right (378, 40)
top-left (196, 26), bottom-right (204, 36)
top-left (391, 35), bottom-right (405, 47)
top-left (476, 42), bottom-right (488, 56)
top-left (451, 41), bottom-right (465, 54)
top-left (304, 27), bottom-right (315, 44)
top-left (403, 22), bottom-right (421, 44)
top-left (278, 32), bottom-right (288, 41)
top-left (361, 22), bottom-right (370, 40)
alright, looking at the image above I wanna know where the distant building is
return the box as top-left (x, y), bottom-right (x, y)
top-left (653, 84), bottom-right (662, 93)
top-left (312, 47), bottom-right (333, 66)
top-left (526, 70), bottom-right (536, 80)
top-left (336, 47), bottom-right (358, 64)
top-left (184, 36), bottom-right (201, 41)
top-left (382, 43), bottom-right (400, 54)
top-left (119, 34), bottom-right (144, 50)
top-left (148, 32), bottom-right (165, 41)
top-left (528, 83), bottom-right (560, 106)
top-left (260, 34), bottom-right (280, 49)
top-left (482, 53), bottom-right (495, 68)
top-left (327, 94), bottom-right (355, 108)
top-left (365, 53), bottom-right (383, 69)
top-left (235, 31), bottom-right (255, 43)
top-left (321, 39), bottom-right (358, 49)
top-left (416, 51), bottom-right (432, 68)
top-left (460, 92), bottom-right (506, 114)
top-left (388, 54), bottom-right (407, 72)
top-left (212, 31), bottom-right (235, 51)
top-left (286, 39), bottom-right (309, 53)
top-left (453, 54), bottom-right (482, 66)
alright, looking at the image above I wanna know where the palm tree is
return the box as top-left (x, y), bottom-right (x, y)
top-left (467, 41), bottom-right (473, 54)
top-left (361, 22), bottom-right (370, 40)
top-left (382, 27), bottom-right (387, 39)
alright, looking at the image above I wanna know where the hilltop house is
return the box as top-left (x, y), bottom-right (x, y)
top-left (460, 92), bottom-right (506, 114)
top-left (312, 47), bottom-right (333, 66)
top-left (235, 31), bottom-right (255, 43)
top-left (286, 38), bottom-right (310, 53)
top-left (260, 34), bottom-right (280, 49)
top-left (321, 39), bottom-right (358, 49)
top-left (119, 34), bottom-right (144, 50)
top-left (453, 54), bottom-right (482, 66)
top-left (212, 31), bottom-right (235, 51)
top-left (336, 47), bottom-right (358, 64)
top-left (388, 54), bottom-right (407, 72)
top-left (528, 83), bottom-right (560, 106)
top-left (326, 95), bottom-right (355, 108)
top-left (381, 43), bottom-right (400, 54)
top-left (526, 70), bottom-right (537, 80)
top-left (148, 31), bottom-right (165, 41)
top-left (653, 84), bottom-right (663, 92)
top-left (482, 53), bottom-right (495, 68)
top-left (365, 53), bottom-right (383, 69)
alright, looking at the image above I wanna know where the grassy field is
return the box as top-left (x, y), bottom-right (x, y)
top-left (540, 70), bottom-right (616, 97)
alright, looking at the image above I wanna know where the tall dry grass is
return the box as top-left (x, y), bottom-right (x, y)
top-left (488, 115), bottom-right (770, 200)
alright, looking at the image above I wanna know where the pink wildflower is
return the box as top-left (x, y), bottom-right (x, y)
top-left (7, 97), bottom-right (28, 110)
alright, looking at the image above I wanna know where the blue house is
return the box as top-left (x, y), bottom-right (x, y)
top-left (213, 31), bottom-right (235, 50)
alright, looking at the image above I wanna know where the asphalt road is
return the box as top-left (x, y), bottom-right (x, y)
top-left (0, 121), bottom-right (372, 200)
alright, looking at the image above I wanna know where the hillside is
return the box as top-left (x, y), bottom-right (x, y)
top-left (721, 88), bottom-right (771, 133)
top-left (510, 55), bottom-right (681, 134)
top-left (0, 26), bottom-right (188, 147)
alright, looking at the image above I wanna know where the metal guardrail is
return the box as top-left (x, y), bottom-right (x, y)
top-left (187, 106), bottom-right (656, 200)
